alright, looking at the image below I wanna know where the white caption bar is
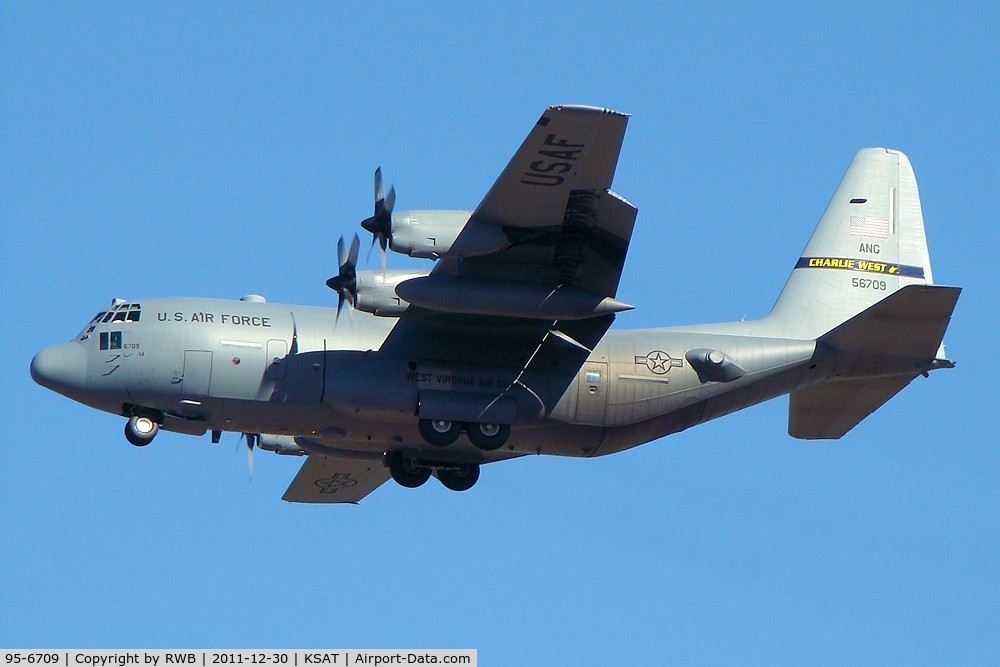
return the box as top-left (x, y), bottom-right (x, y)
top-left (2, 651), bottom-right (476, 667)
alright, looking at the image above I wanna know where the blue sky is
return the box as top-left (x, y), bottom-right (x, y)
top-left (2, 2), bottom-right (998, 663)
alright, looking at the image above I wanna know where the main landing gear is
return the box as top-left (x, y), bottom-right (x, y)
top-left (124, 415), bottom-right (160, 447)
top-left (387, 454), bottom-right (432, 488)
top-left (418, 418), bottom-right (462, 446)
top-left (386, 452), bottom-right (481, 493)
top-left (417, 418), bottom-right (511, 450)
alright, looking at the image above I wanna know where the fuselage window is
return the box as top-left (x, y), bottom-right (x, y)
top-left (98, 331), bottom-right (123, 350)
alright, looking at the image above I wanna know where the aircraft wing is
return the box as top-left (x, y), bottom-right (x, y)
top-left (379, 106), bottom-right (636, 417)
top-left (472, 105), bottom-right (629, 229)
top-left (282, 454), bottom-right (390, 504)
top-left (444, 105), bottom-right (636, 298)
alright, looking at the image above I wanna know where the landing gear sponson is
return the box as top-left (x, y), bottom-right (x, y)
top-left (417, 418), bottom-right (510, 451)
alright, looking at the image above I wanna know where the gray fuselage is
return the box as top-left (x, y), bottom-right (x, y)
top-left (36, 296), bottom-right (818, 462)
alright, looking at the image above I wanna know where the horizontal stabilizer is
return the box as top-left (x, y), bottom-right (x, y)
top-left (282, 454), bottom-right (390, 504)
top-left (789, 375), bottom-right (915, 439)
top-left (789, 284), bottom-right (960, 439)
top-left (819, 284), bottom-right (960, 372)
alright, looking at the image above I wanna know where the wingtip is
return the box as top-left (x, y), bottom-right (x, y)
top-left (547, 104), bottom-right (630, 117)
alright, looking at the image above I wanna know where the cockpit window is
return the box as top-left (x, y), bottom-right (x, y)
top-left (81, 303), bottom-right (142, 340)
top-left (96, 303), bottom-right (141, 324)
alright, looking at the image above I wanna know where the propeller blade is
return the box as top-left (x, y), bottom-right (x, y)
top-left (348, 233), bottom-right (360, 268)
top-left (337, 235), bottom-right (348, 267)
top-left (385, 185), bottom-right (395, 215)
top-left (374, 167), bottom-right (384, 206)
top-left (239, 433), bottom-right (257, 480)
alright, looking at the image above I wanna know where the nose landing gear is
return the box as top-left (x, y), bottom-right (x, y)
top-left (124, 415), bottom-right (160, 447)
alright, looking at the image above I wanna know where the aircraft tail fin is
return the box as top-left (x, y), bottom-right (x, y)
top-left (788, 284), bottom-right (960, 439)
top-left (766, 148), bottom-right (937, 340)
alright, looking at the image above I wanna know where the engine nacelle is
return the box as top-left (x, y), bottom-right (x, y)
top-left (389, 210), bottom-right (507, 259)
top-left (354, 269), bottom-right (430, 317)
top-left (257, 434), bottom-right (306, 456)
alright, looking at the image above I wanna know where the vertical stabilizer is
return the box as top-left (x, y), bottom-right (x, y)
top-left (766, 148), bottom-right (935, 339)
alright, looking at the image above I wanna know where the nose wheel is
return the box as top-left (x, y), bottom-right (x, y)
top-left (125, 415), bottom-right (160, 447)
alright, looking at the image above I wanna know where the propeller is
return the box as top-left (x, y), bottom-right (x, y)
top-left (326, 233), bottom-right (361, 323)
top-left (360, 167), bottom-right (395, 270)
top-left (238, 432), bottom-right (259, 481)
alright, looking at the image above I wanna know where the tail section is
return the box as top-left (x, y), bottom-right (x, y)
top-left (761, 148), bottom-right (961, 439)
top-left (766, 148), bottom-right (935, 340)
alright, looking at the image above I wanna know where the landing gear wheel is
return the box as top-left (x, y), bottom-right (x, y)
top-left (438, 463), bottom-right (480, 492)
top-left (387, 454), bottom-right (432, 488)
top-left (125, 415), bottom-right (159, 447)
top-left (466, 422), bottom-right (510, 451)
top-left (418, 418), bottom-right (461, 447)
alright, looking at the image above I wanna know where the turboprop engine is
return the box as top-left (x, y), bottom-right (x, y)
top-left (360, 168), bottom-right (507, 260)
top-left (354, 269), bottom-right (429, 317)
top-left (257, 434), bottom-right (306, 456)
top-left (389, 209), bottom-right (470, 258)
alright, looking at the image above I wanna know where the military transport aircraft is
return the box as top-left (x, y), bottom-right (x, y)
top-left (31, 105), bottom-right (960, 503)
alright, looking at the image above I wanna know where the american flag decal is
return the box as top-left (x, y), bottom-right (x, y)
top-left (849, 215), bottom-right (890, 239)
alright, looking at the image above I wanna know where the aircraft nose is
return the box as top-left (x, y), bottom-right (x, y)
top-left (30, 343), bottom-right (88, 394)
